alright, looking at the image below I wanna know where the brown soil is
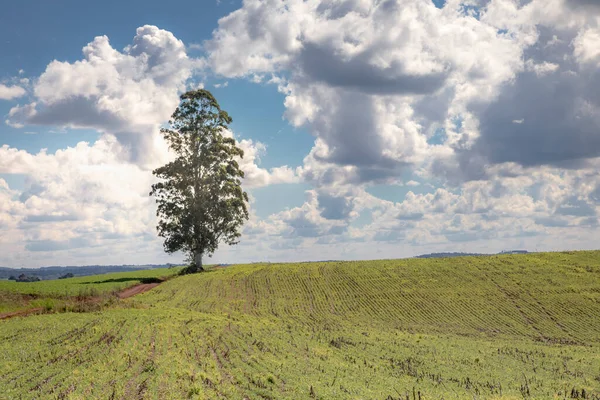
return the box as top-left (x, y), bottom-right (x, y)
top-left (118, 282), bottom-right (161, 299)
top-left (0, 307), bottom-right (44, 320)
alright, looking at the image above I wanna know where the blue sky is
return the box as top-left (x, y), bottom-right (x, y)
top-left (1, 0), bottom-right (600, 267)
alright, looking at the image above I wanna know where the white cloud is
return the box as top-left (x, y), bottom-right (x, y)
top-left (0, 84), bottom-right (26, 100)
top-left (238, 138), bottom-right (301, 188)
top-left (525, 59), bottom-right (559, 76)
top-left (5, 103), bottom-right (37, 128)
top-left (199, 0), bottom-right (600, 261)
top-left (221, 129), bottom-right (300, 188)
top-left (573, 27), bottom-right (600, 66)
top-left (206, 0), bottom-right (531, 192)
top-left (207, 0), bottom-right (600, 187)
top-left (0, 136), bottom-right (163, 264)
top-left (6, 25), bottom-right (199, 167)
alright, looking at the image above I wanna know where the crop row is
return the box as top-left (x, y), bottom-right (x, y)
top-left (140, 252), bottom-right (600, 344)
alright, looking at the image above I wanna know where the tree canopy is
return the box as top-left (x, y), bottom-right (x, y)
top-left (150, 90), bottom-right (249, 273)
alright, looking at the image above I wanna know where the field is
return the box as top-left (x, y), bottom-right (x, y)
top-left (1, 252), bottom-right (599, 399)
top-left (0, 267), bottom-right (180, 315)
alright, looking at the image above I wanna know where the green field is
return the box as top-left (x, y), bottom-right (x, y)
top-left (1, 252), bottom-right (599, 399)
top-left (0, 267), bottom-right (180, 315)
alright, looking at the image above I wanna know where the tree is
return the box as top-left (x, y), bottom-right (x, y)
top-left (16, 274), bottom-right (40, 282)
top-left (150, 90), bottom-right (249, 273)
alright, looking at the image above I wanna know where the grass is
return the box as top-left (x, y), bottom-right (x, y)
top-left (0, 267), bottom-right (180, 296)
top-left (0, 267), bottom-right (181, 315)
top-left (0, 251), bottom-right (599, 399)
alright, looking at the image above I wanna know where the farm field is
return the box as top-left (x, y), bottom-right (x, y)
top-left (1, 251), bottom-right (600, 399)
top-left (0, 267), bottom-right (180, 315)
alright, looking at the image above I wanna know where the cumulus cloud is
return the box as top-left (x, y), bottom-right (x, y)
top-left (573, 27), bottom-right (600, 66)
top-left (0, 137), bottom-right (167, 266)
top-left (446, 4), bottom-right (600, 174)
top-left (207, 165), bottom-right (600, 263)
top-left (221, 129), bottom-right (300, 188)
top-left (276, 190), bottom-right (348, 238)
top-left (6, 25), bottom-right (199, 166)
top-left (0, 134), bottom-right (292, 267)
top-left (208, 0), bottom-right (600, 180)
top-left (198, 0), bottom-right (600, 258)
top-left (5, 103), bottom-right (37, 128)
top-left (206, 0), bottom-right (527, 190)
top-left (0, 84), bottom-right (26, 100)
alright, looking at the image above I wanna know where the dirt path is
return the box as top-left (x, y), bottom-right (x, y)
top-left (118, 282), bottom-right (161, 299)
top-left (0, 307), bottom-right (44, 320)
top-left (1, 280), bottom-right (164, 321)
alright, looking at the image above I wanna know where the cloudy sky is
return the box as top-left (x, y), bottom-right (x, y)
top-left (1, 0), bottom-right (600, 267)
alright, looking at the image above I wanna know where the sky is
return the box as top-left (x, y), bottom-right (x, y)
top-left (1, 0), bottom-right (600, 268)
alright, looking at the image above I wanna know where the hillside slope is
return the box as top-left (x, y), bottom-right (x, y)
top-left (142, 252), bottom-right (600, 343)
top-left (1, 251), bottom-right (599, 399)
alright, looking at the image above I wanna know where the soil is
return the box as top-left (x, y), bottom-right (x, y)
top-left (118, 282), bottom-right (162, 299)
top-left (0, 307), bottom-right (44, 320)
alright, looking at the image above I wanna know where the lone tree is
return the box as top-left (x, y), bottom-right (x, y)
top-left (150, 90), bottom-right (249, 273)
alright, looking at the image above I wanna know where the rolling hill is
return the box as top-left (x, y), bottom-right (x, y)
top-left (1, 251), bottom-right (599, 399)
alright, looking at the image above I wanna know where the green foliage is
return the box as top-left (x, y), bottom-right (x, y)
top-left (15, 273), bottom-right (41, 282)
top-left (150, 90), bottom-right (249, 272)
top-left (1, 252), bottom-right (599, 399)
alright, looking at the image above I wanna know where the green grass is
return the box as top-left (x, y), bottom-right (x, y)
top-left (1, 252), bottom-right (600, 399)
top-left (0, 267), bottom-right (181, 314)
top-left (0, 268), bottom-right (180, 296)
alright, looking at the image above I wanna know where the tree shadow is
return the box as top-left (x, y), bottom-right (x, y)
top-left (80, 277), bottom-right (163, 285)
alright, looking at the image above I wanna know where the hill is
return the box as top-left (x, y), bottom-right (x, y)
top-left (1, 251), bottom-right (599, 399)
top-left (414, 250), bottom-right (529, 258)
top-left (414, 251), bottom-right (488, 258)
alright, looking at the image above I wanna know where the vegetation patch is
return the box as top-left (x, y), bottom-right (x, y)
top-left (0, 267), bottom-right (180, 317)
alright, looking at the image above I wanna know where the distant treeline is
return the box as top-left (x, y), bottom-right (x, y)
top-left (415, 252), bottom-right (488, 258)
top-left (415, 250), bottom-right (529, 258)
top-left (0, 264), bottom-right (180, 281)
top-left (8, 274), bottom-right (41, 282)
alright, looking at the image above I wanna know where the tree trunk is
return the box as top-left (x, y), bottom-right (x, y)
top-left (192, 251), bottom-right (204, 273)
